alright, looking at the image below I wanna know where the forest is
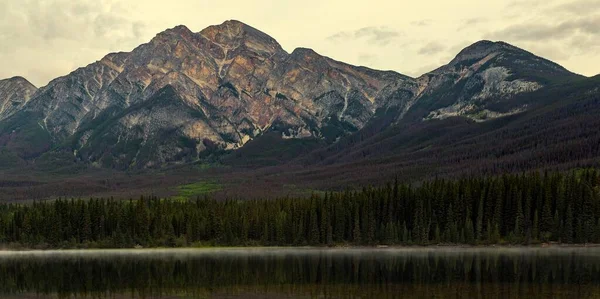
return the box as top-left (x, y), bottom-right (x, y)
top-left (0, 169), bottom-right (599, 248)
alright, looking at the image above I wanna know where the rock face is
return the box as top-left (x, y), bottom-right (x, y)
top-left (0, 77), bottom-right (37, 121)
top-left (0, 23), bottom-right (580, 169)
top-left (416, 41), bottom-right (577, 121)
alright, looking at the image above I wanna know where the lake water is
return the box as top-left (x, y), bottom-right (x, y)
top-left (0, 247), bottom-right (599, 298)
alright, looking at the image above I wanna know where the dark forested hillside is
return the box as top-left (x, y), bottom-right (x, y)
top-left (283, 75), bottom-right (600, 189)
top-left (1, 169), bottom-right (599, 248)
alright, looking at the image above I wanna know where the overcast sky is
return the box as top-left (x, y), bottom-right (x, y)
top-left (1, 0), bottom-right (599, 87)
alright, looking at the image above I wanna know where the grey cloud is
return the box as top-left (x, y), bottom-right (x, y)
top-left (458, 18), bottom-right (488, 31)
top-left (327, 26), bottom-right (401, 45)
top-left (0, 0), bottom-right (147, 49)
top-left (488, 16), bottom-right (600, 42)
top-left (418, 42), bottom-right (445, 55)
top-left (502, 0), bottom-right (557, 19)
top-left (506, 0), bottom-right (556, 9)
top-left (570, 35), bottom-right (600, 54)
top-left (464, 18), bottom-right (486, 26)
top-left (411, 20), bottom-right (432, 27)
top-left (551, 0), bottom-right (600, 15)
top-left (486, 15), bottom-right (600, 63)
top-left (0, 0), bottom-right (148, 85)
top-left (526, 44), bottom-right (571, 61)
top-left (357, 53), bottom-right (376, 65)
top-left (132, 22), bottom-right (146, 39)
top-left (463, 18), bottom-right (488, 27)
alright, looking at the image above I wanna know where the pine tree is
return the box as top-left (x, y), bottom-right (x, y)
top-left (353, 207), bottom-right (361, 244)
top-left (532, 210), bottom-right (539, 241)
top-left (563, 204), bottom-right (574, 243)
top-left (475, 196), bottom-right (484, 241)
top-left (401, 222), bottom-right (409, 244)
top-left (464, 217), bottom-right (475, 244)
top-left (514, 193), bottom-right (525, 240)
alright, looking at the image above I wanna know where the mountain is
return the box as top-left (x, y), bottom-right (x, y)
top-left (411, 40), bottom-right (580, 122)
top-left (1, 20), bottom-right (418, 168)
top-left (0, 20), bottom-right (595, 178)
top-left (0, 77), bottom-right (37, 121)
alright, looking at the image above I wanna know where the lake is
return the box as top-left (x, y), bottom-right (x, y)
top-left (0, 247), bottom-right (599, 298)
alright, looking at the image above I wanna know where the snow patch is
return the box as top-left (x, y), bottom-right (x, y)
top-left (473, 67), bottom-right (542, 100)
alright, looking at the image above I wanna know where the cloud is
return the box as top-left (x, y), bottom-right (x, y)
top-left (327, 26), bottom-right (401, 45)
top-left (458, 18), bottom-right (488, 31)
top-left (488, 16), bottom-right (600, 42)
top-left (569, 35), bottom-right (600, 54)
top-left (418, 42), bottom-right (445, 55)
top-left (0, 0), bottom-right (148, 85)
top-left (502, 0), bottom-right (558, 19)
top-left (357, 53), bottom-right (376, 65)
top-left (464, 18), bottom-right (486, 26)
top-left (526, 44), bottom-right (571, 61)
top-left (411, 20), bottom-right (432, 27)
top-left (550, 0), bottom-right (600, 15)
top-left (485, 11), bottom-right (600, 64)
top-left (506, 0), bottom-right (557, 9)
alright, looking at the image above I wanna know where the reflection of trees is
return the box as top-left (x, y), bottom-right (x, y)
top-left (0, 250), bottom-right (599, 297)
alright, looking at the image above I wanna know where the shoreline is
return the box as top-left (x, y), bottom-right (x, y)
top-left (1, 243), bottom-right (600, 254)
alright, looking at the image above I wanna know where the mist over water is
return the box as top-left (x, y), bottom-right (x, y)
top-left (1, 247), bottom-right (600, 298)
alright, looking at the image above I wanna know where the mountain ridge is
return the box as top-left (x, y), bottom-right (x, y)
top-left (0, 20), bottom-right (589, 171)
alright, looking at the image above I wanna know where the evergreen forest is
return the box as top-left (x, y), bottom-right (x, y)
top-left (1, 170), bottom-right (599, 248)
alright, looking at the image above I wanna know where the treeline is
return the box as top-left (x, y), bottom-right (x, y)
top-left (0, 170), bottom-right (599, 248)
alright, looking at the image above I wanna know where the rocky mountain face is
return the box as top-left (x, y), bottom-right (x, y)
top-left (415, 41), bottom-right (578, 121)
top-left (0, 77), bottom-right (37, 121)
top-left (2, 20), bottom-right (418, 168)
top-left (0, 21), bottom-right (582, 169)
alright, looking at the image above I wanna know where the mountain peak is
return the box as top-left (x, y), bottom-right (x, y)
top-left (0, 75), bottom-right (38, 120)
top-left (290, 47), bottom-right (322, 60)
top-left (449, 40), bottom-right (518, 66)
top-left (447, 40), bottom-right (573, 77)
top-left (217, 19), bottom-right (247, 30)
top-left (199, 20), bottom-right (284, 54)
top-left (0, 76), bottom-right (37, 89)
top-left (2, 76), bottom-right (35, 87)
top-left (171, 24), bottom-right (191, 32)
top-left (153, 24), bottom-right (194, 41)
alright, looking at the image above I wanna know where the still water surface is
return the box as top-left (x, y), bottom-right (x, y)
top-left (0, 247), bottom-right (599, 298)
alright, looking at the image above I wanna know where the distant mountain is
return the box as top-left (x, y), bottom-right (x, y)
top-left (412, 40), bottom-right (580, 122)
top-left (0, 21), bottom-right (593, 173)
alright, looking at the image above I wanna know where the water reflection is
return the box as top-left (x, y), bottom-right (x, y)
top-left (0, 247), bottom-right (599, 298)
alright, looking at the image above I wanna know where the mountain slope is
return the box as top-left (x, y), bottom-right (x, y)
top-left (74, 85), bottom-right (220, 168)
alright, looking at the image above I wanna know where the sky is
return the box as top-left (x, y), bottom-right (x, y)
top-left (1, 0), bottom-right (599, 87)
